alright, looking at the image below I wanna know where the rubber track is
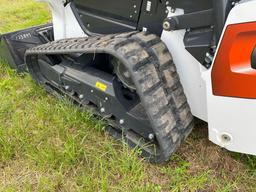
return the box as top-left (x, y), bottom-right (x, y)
top-left (26, 31), bottom-right (194, 163)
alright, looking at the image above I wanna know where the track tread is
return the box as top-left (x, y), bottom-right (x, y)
top-left (26, 31), bottom-right (194, 163)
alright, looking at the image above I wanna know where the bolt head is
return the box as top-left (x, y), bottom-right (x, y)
top-left (171, 8), bottom-right (176, 13)
top-left (148, 133), bottom-right (154, 140)
top-left (64, 85), bottom-right (70, 90)
top-left (142, 27), bottom-right (148, 32)
top-left (79, 94), bottom-right (84, 99)
top-left (163, 21), bottom-right (171, 31)
top-left (221, 133), bottom-right (232, 143)
top-left (100, 108), bottom-right (105, 113)
top-left (119, 119), bottom-right (125, 125)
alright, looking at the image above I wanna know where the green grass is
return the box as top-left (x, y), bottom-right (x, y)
top-left (0, 0), bottom-right (256, 191)
top-left (0, 0), bottom-right (51, 33)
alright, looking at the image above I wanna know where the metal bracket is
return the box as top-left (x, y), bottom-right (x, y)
top-left (163, 9), bottom-right (214, 31)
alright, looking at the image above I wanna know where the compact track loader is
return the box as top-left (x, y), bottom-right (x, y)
top-left (1, 0), bottom-right (256, 163)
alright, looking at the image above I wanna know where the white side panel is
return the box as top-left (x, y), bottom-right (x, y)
top-left (203, 0), bottom-right (256, 155)
top-left (38, 0), bottom-right (86, 40)
top-left (64, 4), bottom-right (87, 39)
top-left (161, 9), bottom-right (208, 121)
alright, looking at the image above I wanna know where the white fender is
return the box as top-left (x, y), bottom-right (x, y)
top-left (37, 0), bottom-right (86, 40)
